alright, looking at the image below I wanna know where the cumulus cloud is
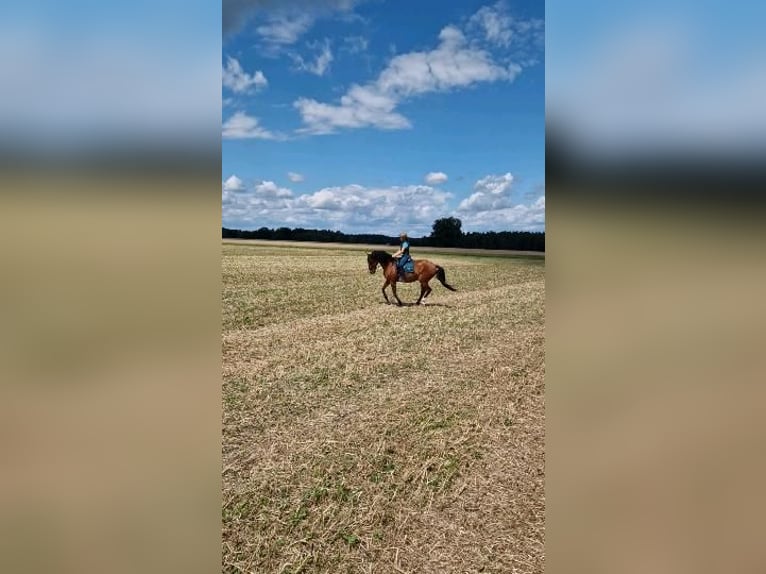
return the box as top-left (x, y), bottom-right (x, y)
top-left (294, 6), bottom-right (540, 134)
top-left (373, 26), bottom-right (518, 97)
top-left (425, 172), bottom-right (448, 185)
top-left (457, 172), bottom-right (514, 211)
top-left (222, 182), bottom-right (451, 234)
top-left (223, 174), bottom-right (245, 192)
top-left (222, 56), bottom-right (267, 93)
top-left (221, 171), bottom-right (543, 234)
top-left (287, 172), bottom-right (305, 182)
top-left (468, 2), bottom-right (514, 47)
top-left (222, 179), bottom-right (295, 225)
top-left (222, 111), bottom-right (281, 139)
top-left (291, 39), bottom-right (334, 76)
top-left (456, 173), bottom-right (544, 231)
top-left (297, 185), bottom-right (449, 225)
top-left (460, 195), bottom-right (545, 231)
top-left (295, 86), bottom-right (410, 134)
top-left (255, 180), bottom-right (294, 198)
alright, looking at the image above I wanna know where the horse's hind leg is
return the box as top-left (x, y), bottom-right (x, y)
top-left (416, 282), bottom-right (428, 305)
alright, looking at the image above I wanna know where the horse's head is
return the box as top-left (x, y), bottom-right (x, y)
top-left (366, 252), bottom-right (378, 274)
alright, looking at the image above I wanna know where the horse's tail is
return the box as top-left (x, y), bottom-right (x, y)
top-left (435, 265), bottom-right (457, 291)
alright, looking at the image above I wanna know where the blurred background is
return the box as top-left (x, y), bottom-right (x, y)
top-left (1, 0), bottom-right (765, 573)
top-left (0, 1), bottom-right (221, 573)
top-left (547, 1), bottom-right (766, 573)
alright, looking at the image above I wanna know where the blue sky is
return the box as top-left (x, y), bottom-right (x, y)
top-left (222, 0), bottom-right (544, 235)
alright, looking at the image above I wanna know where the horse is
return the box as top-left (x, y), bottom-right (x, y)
top-left (366, 250), bottom-right (457, 306)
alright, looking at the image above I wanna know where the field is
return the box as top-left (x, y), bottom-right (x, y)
top-left (222, 242), bottom-right (545, 574)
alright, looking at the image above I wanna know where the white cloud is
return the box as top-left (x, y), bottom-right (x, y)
top-left (455, 173), bottom-right (544, 231)
top-left (223, 174), bottom-right (245, 192)
top-left (297, 185), bottom-right (449, 223)
top-left (458, 172), bottom-right (514, 211)
top-left (222, 177), bottom-right (292, 204)
top-left (460, 195), bottom-right (545, 231)
top-left (291, 39), bottom-right (334, 76)
top-left (221, 171), bottom-right (544, 233)
top-left (222, 111), bottom-right (281, 139)
top-left (469, 2), bottom-right (514, 47)
top-left (467, 2), bottom-right (544, 64)
top-left (287, 171), bottom-right (305, 182)
top-left (425, 171), bottom-right (448, 185)
top-left (294, 7), bottom-right (535, 134)
top-left (256, 13), bottom-right (313, 46)
top-left (476, 172), bottom-right (514, 194)
top-left (222, 182), bottom-right (451, 234)
top-left (295, 86), bottom-right (410, 134)
top-left (222, 56), bottom-right (267, 93)
top-left (254, 180), bottom-right (294, 198)
top-left (377, 26), bottom-right (518, 96)
top-left (222, 179), bottom-right (295, 225)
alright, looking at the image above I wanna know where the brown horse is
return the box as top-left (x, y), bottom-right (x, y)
top-left (366, 250), bottom-right (457, 306)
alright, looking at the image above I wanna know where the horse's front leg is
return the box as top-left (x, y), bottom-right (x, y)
top-left (381, 280), bottom-right (391, 304)
top-left (390, 280), bottom-right (404, 306)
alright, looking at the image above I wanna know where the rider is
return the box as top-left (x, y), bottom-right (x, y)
top-left (392, 231), bottom-right (413, 279)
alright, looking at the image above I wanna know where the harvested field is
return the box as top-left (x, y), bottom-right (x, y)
top-left (222, 242), bottom-right (545, 573)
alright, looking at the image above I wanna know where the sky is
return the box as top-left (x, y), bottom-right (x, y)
top-left (222, 0), bottom-right (545, 235)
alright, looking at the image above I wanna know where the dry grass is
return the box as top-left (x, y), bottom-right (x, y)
top-left (222, 243), bottom-right (545, 573)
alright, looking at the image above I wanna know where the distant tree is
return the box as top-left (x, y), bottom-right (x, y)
top-left (222, 223), bottom-right (543, 252)
top-left (430, 217), bottom-right (463, 247)
top-left (274, 227), bottom-right (291, 240)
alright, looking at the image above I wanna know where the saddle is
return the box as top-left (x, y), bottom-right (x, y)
top-left (396, 257), bottom-right (414, 274)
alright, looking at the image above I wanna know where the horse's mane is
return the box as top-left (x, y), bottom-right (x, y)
top-left (369, 250), bottom-right (393, 263)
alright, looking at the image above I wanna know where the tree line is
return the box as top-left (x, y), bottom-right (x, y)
top-left (222, 217), bottom-right (544, 252)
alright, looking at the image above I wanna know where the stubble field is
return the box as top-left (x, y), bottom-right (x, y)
top-left (222, 241), bottom-right (545, 574)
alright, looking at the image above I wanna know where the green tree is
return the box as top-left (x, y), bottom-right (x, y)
top-left (430, 217), bottom-right (463, 247)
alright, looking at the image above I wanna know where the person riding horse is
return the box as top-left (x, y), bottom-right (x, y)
top-left (366, 234), bottom-right (457, 306)
top-left (391, 232), bottom-right (414, 279)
